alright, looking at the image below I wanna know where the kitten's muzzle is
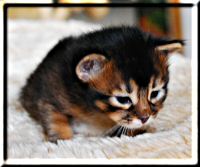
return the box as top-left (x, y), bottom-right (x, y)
top-left (136, 109), bottom-right (150, 124)
top-left (128, 106), bottom-right (150, 124)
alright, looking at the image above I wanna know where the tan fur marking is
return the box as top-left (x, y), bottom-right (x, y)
top-left (129, 80), bottom-right (139, 104)
top-left (50, 112), bottom-right (73, 140)
top-left (112, 85), bottom-right (128, 96)
top-left (148, 76), bottom-right (154, 100)
top-left (95, 100), bottom-right (108, 111)
top-left (154, 78), bottom-right (164, 89)
top-left (107, 110), bottom-right (126, 122)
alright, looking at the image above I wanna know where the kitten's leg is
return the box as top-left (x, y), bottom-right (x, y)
top-left (45, 111), bottom-right (73, 142)
top-left (38, 101), bottom-right (73, 143)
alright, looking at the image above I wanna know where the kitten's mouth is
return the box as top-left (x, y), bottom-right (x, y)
top-left (117, 115), bottom-right (155, 132)
top-left (108, 111), bottom-right (155, 128)
top-left (104, 115), bottom-right (154, 137)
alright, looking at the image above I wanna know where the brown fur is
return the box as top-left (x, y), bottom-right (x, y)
top-left (135, 89), bottom-right (151, 118)
top-left (89, 61), bottom-right (124, 95)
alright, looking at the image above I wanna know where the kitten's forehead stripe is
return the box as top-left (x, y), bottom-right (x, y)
top-left (129, 80), bottom-right (138, 92)
top-left (152, 78), bottom-right (156, 89)
top-left (129, 80), bottom-right (139, 104)
top-left (134, 88), bottom-right (152, 119)
top-left (152, 78), bottom-right (165, 91)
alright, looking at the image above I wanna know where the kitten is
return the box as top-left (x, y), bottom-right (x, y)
top-left (20, 26), bottom-right (183, 142)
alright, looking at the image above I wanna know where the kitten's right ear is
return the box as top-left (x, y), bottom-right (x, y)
top-left (155, 39), bottom-right (184, 53)
top-left (76, 53), bottom-right (107, 82)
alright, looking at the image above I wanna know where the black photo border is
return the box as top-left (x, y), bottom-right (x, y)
top-left (3, 1), bottom-right (197, 166)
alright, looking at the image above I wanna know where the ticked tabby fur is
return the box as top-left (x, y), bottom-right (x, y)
top-left (20, 26), bottom-right (183, 142)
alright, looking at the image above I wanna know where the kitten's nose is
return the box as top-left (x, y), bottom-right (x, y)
top-left (140, 116), bottom-right (149, 124)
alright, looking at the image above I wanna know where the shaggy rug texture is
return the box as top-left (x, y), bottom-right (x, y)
top-left (8, 20), bottom-right (192, 159)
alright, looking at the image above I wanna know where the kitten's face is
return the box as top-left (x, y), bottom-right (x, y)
top-left (75, 37), bottom-right (182, 130)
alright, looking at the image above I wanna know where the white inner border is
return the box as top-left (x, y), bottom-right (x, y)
top-left (0, 0), bottom-right (198, 165)
top-left (190, 0), bottom-right (198, 165)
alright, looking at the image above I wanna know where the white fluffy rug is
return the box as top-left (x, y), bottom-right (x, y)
top-left (8, 20), bottom-right (192, 159)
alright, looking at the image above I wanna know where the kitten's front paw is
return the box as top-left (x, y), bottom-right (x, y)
top-left (45, 133), bottom-right (60, 144)
top-left (45, 131), bottom-right (73, 143)
top-left (45, 126), bottom-right (73, 143)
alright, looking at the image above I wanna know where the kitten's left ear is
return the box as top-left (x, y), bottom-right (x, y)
top-left (76, 53), bottom-right (107, 82)
top-left (155, 39), bottom-right (184, 53)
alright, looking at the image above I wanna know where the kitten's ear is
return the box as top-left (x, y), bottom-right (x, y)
top-left (155, 39), bottom-right (184, 53)
top-left (76, 53), bottom-right (107, 82)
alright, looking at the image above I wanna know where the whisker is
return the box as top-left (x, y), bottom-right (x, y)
top-left (110, 124), bottom-right (120, 133)
top-left (125, 127), bottom-right (128, 136)
top-left (103, 124), bottom-right (120, 136)
top-left (116, 126), bottom-right (123, 137)
top-left (120, 126), bottom-right (124, 135)
top-left (122, 126), bottom-right (126, 136)
top-left (123, 127), bottom-right (126, 136)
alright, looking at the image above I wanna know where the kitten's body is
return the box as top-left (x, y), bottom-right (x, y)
top-left (20, 26), bottom-right (183, 142)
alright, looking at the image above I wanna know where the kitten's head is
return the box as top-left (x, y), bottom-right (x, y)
top-left (75, 27), bottom-right (183, 129)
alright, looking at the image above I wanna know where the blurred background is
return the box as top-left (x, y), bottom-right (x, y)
top-left (4, 0), bottom-right (192, 57)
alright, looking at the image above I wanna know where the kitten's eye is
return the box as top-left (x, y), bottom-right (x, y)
top-left (109, 96), bottom-right (132, 109)
top-left (150, 90), bottom-right (159, 99)
top-left (116, 96), bottom-right (131, 104)
top-left (150, 89), bottom-right (166, 104)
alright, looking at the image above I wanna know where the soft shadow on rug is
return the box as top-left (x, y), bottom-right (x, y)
top-left (8, 20), bottom-right (191, 158)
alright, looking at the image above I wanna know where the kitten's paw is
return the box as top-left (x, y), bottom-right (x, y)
top-left (44, 111), bottom-right (73, 143)
top-left (145, 126), bottom-right (156, 133)
top-left (45, 129), bottom-right (73, 143)
top-left (45, 133), bottom-right (59, 144)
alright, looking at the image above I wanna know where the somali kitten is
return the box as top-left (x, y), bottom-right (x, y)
top-left (20, 26), bottom-right (183, 142)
